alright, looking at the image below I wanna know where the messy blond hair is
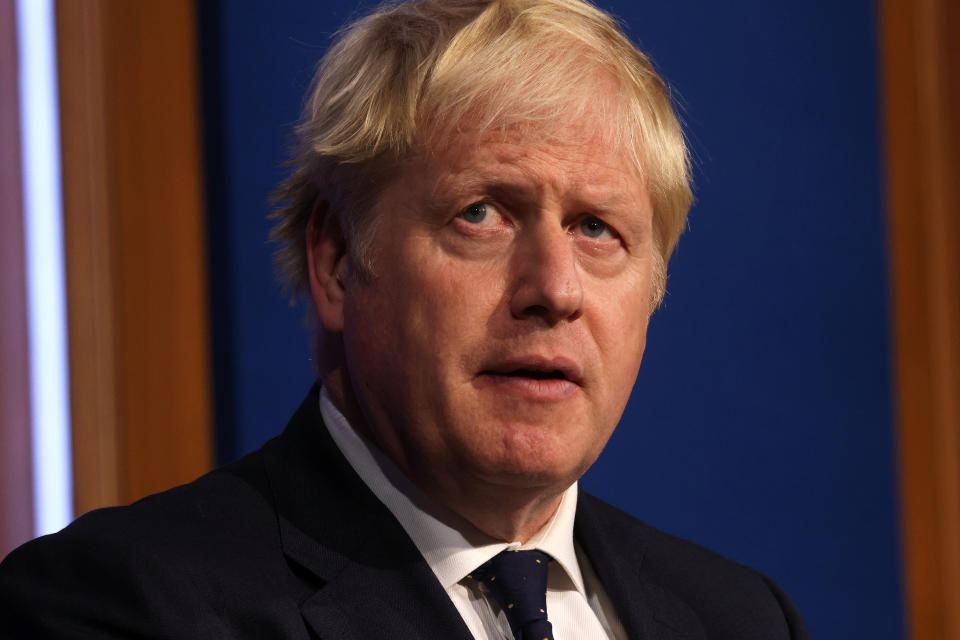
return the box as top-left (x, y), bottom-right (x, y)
top-left (271, 0), bottom-right (691, 305)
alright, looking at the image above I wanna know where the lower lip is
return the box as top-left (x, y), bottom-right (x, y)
top-left (476, 374), bottom-right (580, 401)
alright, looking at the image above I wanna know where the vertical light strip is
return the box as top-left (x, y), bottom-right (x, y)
top-left (16, 0), bottom-right (73, 536)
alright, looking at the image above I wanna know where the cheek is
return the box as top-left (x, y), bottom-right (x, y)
top-left (403, 255), bottom-right (505, 340)
top-left (348, 250), bottom-right (503, 387)
top-left (599, 322), bottom-right (646, 403)
top-left (587, 283), bottom-right (651, 399)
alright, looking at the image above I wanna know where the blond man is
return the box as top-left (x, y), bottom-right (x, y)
top-left (1, 2), bottom-right (808, 638)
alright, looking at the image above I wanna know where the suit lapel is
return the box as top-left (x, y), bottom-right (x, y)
top-left (261, 389), bottom-right (708, 640)
top-left (296, 550), bottom-right (472, 640)
top-left (262, 388), bottom-right (474, 640)
top-left (575, 492), bottom-right (707, 640)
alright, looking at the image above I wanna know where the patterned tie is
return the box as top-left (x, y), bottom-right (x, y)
top-left (471, 549), bottom-right (554, 640)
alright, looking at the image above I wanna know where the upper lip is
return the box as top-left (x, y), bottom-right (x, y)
top-left (480, 355), bottom-right (584, 386)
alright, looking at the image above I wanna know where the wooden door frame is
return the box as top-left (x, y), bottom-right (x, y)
top-left (56, 0), bottom-right (213, 514)
top-left (880, 0), bottom-right (960, 637)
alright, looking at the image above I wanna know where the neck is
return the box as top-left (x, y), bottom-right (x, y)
top-left (321, 369), bottom-right (567, 543)
top-left (441, 483), bottom-right (565, 543)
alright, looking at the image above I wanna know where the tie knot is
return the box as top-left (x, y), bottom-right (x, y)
top-left (471, 550), bottom-right (554, 640)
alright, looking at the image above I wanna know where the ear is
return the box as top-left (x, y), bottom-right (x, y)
top-left (306, 201), bottom-right (348, 332)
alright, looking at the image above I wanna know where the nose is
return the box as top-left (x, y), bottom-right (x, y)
top-left (509, 223), bottom-right (584, 325)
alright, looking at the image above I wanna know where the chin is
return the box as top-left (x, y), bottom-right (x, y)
top-left (476, 394), bottom-right (589, 431)
top-left (473, 462), bottom-right (575, 491)
top-left (467, 430), bottom-right (594, 489)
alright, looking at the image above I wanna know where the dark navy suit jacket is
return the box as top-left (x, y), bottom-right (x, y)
top-left (0, 388), bottom-right (809, 639)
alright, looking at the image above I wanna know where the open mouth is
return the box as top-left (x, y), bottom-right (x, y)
top-left (478, 357), bottom-right (583, 388)
top-left (477, 363), bottom-right (581, 400)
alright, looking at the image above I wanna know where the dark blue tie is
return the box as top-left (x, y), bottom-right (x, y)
top-left (471, 549), bottom-right (554, 640)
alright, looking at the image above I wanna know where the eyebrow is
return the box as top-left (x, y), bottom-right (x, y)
top-left (433, 167), bottom-right (637, 213)
top-left (433, 168), bottom-right (538, 197)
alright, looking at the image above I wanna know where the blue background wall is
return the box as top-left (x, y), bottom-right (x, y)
top-left (198, 2), bottom-right (904, 637)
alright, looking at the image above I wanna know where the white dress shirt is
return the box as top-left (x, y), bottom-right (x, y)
top-left (319, 388), bottom-right (627, 639)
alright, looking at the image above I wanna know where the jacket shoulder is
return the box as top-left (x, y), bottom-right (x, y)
top-left (0, 447), bottom-right (300, 639)
top-left (577, 492), bottom-right (810, 640)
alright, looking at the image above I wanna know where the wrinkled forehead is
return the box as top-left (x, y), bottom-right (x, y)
top-left (416, 118), bottom-right (642, 194)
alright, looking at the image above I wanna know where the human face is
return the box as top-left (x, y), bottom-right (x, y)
top-left (336, 121), bottom-right (657, 507)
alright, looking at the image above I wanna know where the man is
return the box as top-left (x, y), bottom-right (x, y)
top-left (0, 0), bottom-right (809, 638)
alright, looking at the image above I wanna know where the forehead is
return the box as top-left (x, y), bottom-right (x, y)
top-left (415, 119), bottom-right (647, 207)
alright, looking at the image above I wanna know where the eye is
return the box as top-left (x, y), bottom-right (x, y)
top-left (578, 216), bottom-right (616, 240)
top-left (457, 201), bottom-right (501, 226)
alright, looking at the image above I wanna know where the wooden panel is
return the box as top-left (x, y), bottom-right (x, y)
top-left (57, 0), bottom-right (213, 514)
top-left (879, 0), bottom-right (960, 637)
top-left (0, 0), bottom-right (34, 557)
top-left (56, 0), bottom-right (120, 514)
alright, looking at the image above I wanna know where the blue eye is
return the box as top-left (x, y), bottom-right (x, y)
top-left (459, 202), bottom-right (489, 224)
top-left (580, 217), bottom-right (609, 239)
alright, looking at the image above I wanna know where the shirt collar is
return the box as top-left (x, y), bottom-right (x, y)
top-left (318, 387), bottom-right (586, 594)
